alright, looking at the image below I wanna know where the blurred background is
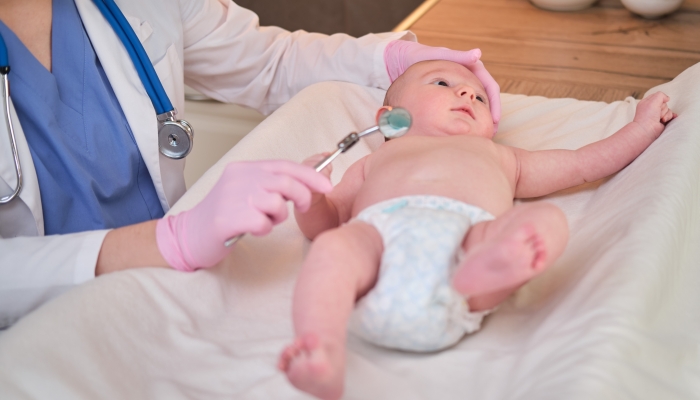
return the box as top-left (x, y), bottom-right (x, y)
top-left (234, 0), bottom-right (424, 37)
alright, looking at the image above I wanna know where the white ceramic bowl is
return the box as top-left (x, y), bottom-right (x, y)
top-left (529, 0), bottom-right (598, 11)
top-left (620, 0), bottom-right (683, 18)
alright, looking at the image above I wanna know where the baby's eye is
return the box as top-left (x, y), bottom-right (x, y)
top-left (476, 95), bottom-right (486, 103)
top-left (433, 80), bottom-right (449, 87)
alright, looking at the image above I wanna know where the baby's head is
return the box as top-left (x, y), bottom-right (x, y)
top-left (384, 60), bottom-right (494, 139)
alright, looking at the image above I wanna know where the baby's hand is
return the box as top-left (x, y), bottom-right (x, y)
top-left (633, 92), bottom-right (677, 139)
top-left (299, 153), bottom-right (333, 209)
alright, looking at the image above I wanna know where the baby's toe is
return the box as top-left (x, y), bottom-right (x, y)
top-left (279, 339), bottom-right (305, 370)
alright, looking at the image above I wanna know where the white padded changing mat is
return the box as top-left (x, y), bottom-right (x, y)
top-left (0, 63), bottom-right (699, 399)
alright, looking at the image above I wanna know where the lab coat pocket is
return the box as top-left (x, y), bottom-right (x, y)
top-left (124, 15), bottom-right (153, 43)
top-left (152, 44), bottom-right (185, 114)
top-left (122, 13), bottom-right (183, 111)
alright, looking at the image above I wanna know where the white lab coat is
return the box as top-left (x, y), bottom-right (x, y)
top-left (0, 0), bottom-right (414, 328)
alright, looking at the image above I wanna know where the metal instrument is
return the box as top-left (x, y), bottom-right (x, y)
top-left (223, 107), bottom-right (412, 247)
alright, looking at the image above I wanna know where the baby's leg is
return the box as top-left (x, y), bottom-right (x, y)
top-left (453, 202), bottom-right (568, 311)
top-left (278, 222), bottom-right (383, 400)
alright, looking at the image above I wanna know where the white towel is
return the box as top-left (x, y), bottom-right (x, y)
top-left (1, 63), bottom-right (699, 399)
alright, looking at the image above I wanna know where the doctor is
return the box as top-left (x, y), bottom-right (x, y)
top-left (0, 0), bottom-right (501, 328)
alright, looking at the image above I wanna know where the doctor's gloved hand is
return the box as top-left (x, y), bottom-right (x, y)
top-left (384, 40), bottom-right (501, 132)
top-left (156, 160), bottom-right (332, 272)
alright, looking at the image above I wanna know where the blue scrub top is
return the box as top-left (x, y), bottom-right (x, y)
top-left (0, 0), bottom-right (164, 235)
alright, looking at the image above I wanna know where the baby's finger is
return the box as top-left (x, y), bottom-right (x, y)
top-left (661, 109), bottom-right (675, 124)
top-left (650, 91), bottom-right (670, 104)
top-left (661, 108), bottom-right (673, 123)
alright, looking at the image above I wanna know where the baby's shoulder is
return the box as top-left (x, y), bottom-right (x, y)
top-left (346, 153), bottom-right (371, 178)
top-left (490, 142), bottom-right (521, 170)
top-left (491, 140), bottom-right (517, 155)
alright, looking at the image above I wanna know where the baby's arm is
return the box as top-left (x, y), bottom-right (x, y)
top-left (295, 154), bottom-right (368, 239)
top-left (512, 92), bottom-right (676, 198)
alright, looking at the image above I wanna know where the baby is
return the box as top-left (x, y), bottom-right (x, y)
top-left (277, 60), bottom-right (676, 399)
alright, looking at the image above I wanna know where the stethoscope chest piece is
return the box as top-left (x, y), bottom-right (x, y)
top-left (158, 111), bottom-right (193, 159)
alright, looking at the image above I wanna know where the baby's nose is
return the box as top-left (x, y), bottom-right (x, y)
top-left (458, 86), bottom-right (476, 100)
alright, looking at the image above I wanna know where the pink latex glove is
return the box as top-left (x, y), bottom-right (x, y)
top-left (384, 40), bottom-right (501, 132)
top-left (156, 160), bottom-right (332, 272)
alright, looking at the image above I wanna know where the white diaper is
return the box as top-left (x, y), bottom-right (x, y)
top-left (349, 195), bottom-right (495, 352)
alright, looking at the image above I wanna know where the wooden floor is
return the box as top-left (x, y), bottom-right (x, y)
top-left (403, 0), bottom-right (700, 102)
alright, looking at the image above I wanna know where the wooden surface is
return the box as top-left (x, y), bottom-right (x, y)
top-left (405, 0), bottom-right (700, 101)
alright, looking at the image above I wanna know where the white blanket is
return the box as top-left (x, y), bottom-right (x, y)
top-left (1, 63), bottom-right (699, 399)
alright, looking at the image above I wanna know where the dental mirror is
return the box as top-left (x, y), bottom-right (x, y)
top-left (376, 106), bottom-right (411, 139)
top-left (224, 107), bottom-right (412, 247)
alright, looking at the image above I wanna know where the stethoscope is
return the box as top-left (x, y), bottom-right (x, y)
top-left (0, 0), bottom-right (193, 205)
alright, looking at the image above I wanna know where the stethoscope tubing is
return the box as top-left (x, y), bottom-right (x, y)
top-left (0, 28), bottom-right (8, 69)
top-left (0, 73), bottom-right (22, 204)
top-left (0, 12), bottom-right (20, 204)
top-left (0, 0), bottom-right (190, 204)
top-left (91, 0), bottom-right (173, 115)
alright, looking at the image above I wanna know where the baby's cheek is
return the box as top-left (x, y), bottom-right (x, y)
top-left (414, 113), bottom-right (444, 134)
top-left (415, 105), bottom-right (443, 124)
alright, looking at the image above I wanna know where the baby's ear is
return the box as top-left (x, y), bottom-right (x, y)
top-left (375, 106), bottom-right (393, 124)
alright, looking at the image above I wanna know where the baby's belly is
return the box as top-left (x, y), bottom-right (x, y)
top-left (352, 162), bottom-right (514, 218)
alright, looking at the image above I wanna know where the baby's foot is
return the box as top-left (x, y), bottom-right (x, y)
top-left (278, 333), bottom-right (345, 400)
top-left (453, 224), bottom-right (547, 298)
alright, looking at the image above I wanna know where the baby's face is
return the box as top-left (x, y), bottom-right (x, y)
top-left (386, 60), bottom-right (494, 139)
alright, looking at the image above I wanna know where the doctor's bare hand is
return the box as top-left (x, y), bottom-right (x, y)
top-left (156, 160), bottom-right (332, 271)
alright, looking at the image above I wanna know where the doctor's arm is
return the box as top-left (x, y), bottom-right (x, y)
top-left (0, 161), bottom-right (330, 327)
top-left (95, 220), bottom-right (167, 274)
top-left (180, 0), bottom-right (411, 114)
top-left (0, 226), bottom-right (166, 330)
top-left (106, 160), bottom-right (332, 272)
top-left (0, 229), bottom-right (117, 329)
top-left (178, 0), bottom-right (500, 125)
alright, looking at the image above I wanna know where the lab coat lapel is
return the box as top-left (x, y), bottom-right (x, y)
top-left (73, 0), bottom-right (169, 211)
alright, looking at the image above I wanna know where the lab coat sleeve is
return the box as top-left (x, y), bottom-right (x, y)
top-left (179, 0), bottom-right (416, 115)
top-left (0, 230), bottom-right (108, 329)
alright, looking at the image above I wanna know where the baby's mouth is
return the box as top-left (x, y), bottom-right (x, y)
top-left (451, 107), bottom-right (475, 120)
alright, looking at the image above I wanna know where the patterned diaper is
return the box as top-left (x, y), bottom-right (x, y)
top-left (349, 195), bottom-right (495, 352)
